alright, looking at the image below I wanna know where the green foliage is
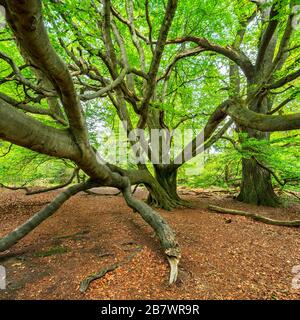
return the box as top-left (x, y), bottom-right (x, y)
top-left (0, 142), bottom-right (74, 186)
top-left (0, 0), bottom-right (299, 195)
top-left (180, 131), bottom-right (300, 192)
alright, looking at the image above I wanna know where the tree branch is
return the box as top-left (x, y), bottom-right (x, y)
top-left (0, 97), bottom-right (80, 160)
top-left (165, 36), bottom-right (255, 80)
top-left (5, 0), bottom-right (88, 142)
top-left (208, 205), bottom-right (300, 227)
top-left (138, 0), bottom-right (179, 128)
top-left (255, 2), bottom-right (279, 69)
top-left (225, 101), bottom-right (300, 131)
top-left (0, 180), bottom-right (98, 252)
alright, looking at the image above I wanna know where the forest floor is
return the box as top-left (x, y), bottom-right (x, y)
top-left (0, 187), bottom-right (300, 300)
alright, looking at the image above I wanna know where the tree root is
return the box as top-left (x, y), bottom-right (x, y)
top-left (146, 191), bottom-right (191, 211)
top-left (79, 263), bottom-right (120, 293)
top-left (79, 246), bottom-right (142, 293)
top-left (120, 176), bottom-right (181, 284)
top-left (208, 205), bottom-right (300, 227)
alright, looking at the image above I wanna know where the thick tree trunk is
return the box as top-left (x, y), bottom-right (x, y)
top-left (237, 69), bottom-right (280, 207)
top-left (237, 157), bottom-right (280, 207)
top-left (146, 166), bottom-right (187, 210)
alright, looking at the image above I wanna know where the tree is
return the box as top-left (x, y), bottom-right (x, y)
top-left (42, 0), bottom-right (300, 208)
top-left (0, 0), bottom-right (299, 286)
top-left (0, 0), bottom-right (181, 284)
top-left (165, 0), bottom-right (300, 206)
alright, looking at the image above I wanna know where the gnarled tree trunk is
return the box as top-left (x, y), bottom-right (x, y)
top-left (237, 157), bottom-right (280, 206)
top-left (146, 165), bottom-right (187, 209)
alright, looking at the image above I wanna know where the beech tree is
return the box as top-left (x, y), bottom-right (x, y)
top-left (41, 0), bottom-right (300, 208)
top-left (0, 0), bottom-right (299, 284)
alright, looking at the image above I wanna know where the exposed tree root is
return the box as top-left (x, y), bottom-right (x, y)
top-left (79, 263), bottom-right (120, 293)
top-left (208, 205), bottom-right (300, 227)
top-left (79, 246), bottom-right (142, 293)
top-left (120, 176), bottom-right (181, 284)
top-left (0, 180), bottom-right (97, 252)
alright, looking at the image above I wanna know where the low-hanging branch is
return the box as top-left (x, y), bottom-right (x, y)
top-left (224, 102), bottom-right (300, 131)
top-left (25, 168), bottom-right (80, 195)
top-left (208, 205), bottom-right (300, 227)
top-left (121, 176), bottom-right (180, 284)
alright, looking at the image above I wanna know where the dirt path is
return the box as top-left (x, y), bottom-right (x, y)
top-left (0, 188), bottom-right (300, 300)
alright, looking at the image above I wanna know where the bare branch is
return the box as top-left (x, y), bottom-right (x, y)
top-left (138, 0), bottom-right (179, 128)
top-left (164, 36), bottom-right (255, 80)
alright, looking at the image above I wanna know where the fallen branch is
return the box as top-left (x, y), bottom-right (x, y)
top-left (79, 246), bottom-right (142, 293)
top-left (79, 263), bottom-right (120, 293)
top-left (208, 205), bottom-right (300, 227)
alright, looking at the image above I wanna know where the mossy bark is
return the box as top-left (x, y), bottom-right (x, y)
top-left (146, 166), bottom-right (187, 210)
top-left (237, 157), bottom-right (280, 207)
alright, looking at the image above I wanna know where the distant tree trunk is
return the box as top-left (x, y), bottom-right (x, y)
top-left (237, 78), bottom-right (280, 206)
top-left (237, 157), bottom-right (280, 206)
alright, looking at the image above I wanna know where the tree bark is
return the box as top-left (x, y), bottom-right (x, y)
top-left (237, 157), bottom-right (280, 207)
top-left (146, 166), bottom-right (186, 209)
top-left (121, 176), bottom-right (180, 284)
